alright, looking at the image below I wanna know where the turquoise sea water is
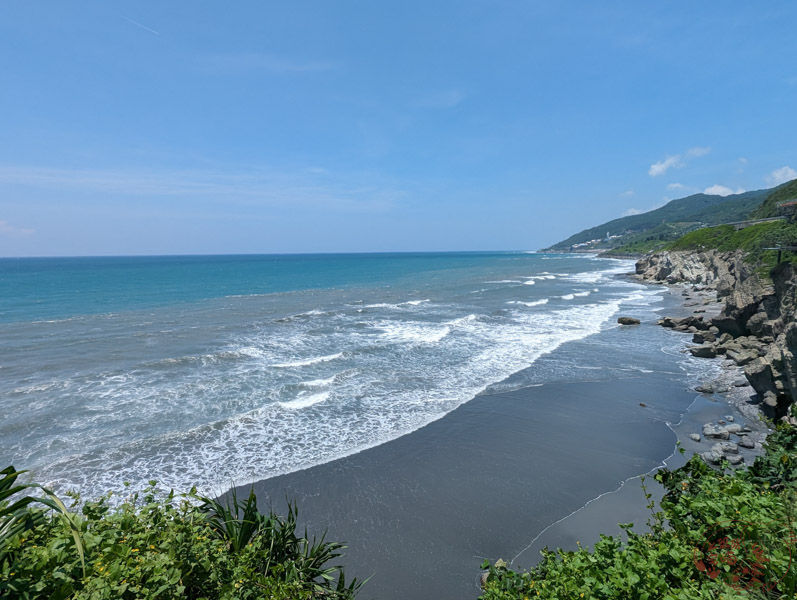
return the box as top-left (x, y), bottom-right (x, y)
top-left (0, 252), bottom-right (711, 498)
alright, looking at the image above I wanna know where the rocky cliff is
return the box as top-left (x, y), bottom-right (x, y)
top-left (636, 251), bottom-right (797, 422)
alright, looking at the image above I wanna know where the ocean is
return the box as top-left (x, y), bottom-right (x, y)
top-left (0, 251), bottom-right (714, 500)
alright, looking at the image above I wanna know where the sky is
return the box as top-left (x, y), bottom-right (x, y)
top-left (1, 2), bottom-right (796, 256)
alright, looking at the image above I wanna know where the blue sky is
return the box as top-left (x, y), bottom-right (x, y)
top-left (1, 2), bottom-right (796, 256)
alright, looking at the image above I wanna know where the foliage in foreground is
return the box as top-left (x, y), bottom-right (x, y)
top-left (480, 425), bottom-right (797, 599)
top-left (0, 477), bottom-right (362, 599)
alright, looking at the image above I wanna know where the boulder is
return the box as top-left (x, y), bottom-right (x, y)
top-left (726, 349), bottom-right (759, 366)
top-left (688, 433), bottom-right (701, 442)
top-left (702, 424), bottom-right (730, 439)
top-left (738, 437), bottom-right (756, 449)
top-left (711, 442), bottom-right (739, 455)
top-left (692, 331), bottom-right (716, 344)
top-left (689, 345), bottom-right (717, 359)
top-left (701, 450), bottom-right (723, 465)
top-left (617, 317), bottom-right (641, 325)
top-left (724, 424), bottom-right (743, 434)
top-left (726, 454), bottom-right (744, 466)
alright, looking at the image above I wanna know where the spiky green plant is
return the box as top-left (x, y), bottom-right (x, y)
top-left (0, 466), bottom-right (84, 572)
top-left (196, 488), bottom-right (365, 597)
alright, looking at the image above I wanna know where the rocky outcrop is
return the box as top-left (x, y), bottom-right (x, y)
top-left (638, 252), bottom-right (797, 422)
top-left (617, 316), bottom-right (641, 325)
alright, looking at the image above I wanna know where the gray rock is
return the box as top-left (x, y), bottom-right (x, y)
top-left (726, 454), bottom-right (744, 466)
top-left (725, 423), bottom-right (743, 434)
top-left (696, 384), bottom-right (714, 394)
top-left (719, 333), bottom-right (733, 344)
top-left (738, 437), bottom-right (756, 449)
top-left (693, 331), bottom-right (717, 344)
top-left (688, 433), bottom-right (701, 442)
top-left (617, 317), bottom-right (641, 325)
top-left (725, 415), bottom-right (734, 422)
top-left (702, 423), bottom-right (730, 439)
top-left (701, 450), bottom-right (723, 465)
top-left (732, 378), bottom-right (750, 387)
top-left (689, 345), bottom-right (717, 358)
top-left (718, 419), bottom-right (726, 425)
top-left (711, 442), bottom-right (739, 455)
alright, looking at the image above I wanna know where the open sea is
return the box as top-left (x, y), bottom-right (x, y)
top-left (0, 252), bottom-right (713, 499)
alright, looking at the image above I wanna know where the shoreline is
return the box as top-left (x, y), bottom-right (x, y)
top-left (234, 272), bottom-right (763, 600)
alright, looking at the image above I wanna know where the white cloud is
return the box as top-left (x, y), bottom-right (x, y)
top-left (704, 184), bottom-right (744, 197)
top-left (414, 89), bottom-right (465, 108)
top-left (666, 183), bottom-right (686, 191)
top-left (621, 208), bottom-right (642, 216)
top-left (686, 146), bottom-right (711, 158)
top-left (621, 189), bottom-right (634, 197)
top-left (765, 166), bottom-right (797, 186)
top-left (649, 155), bottom-right (683, 176)
top-left (0, 220), bottom-right (34, 237)
top-left (649, 146), bottom-right (711, 176)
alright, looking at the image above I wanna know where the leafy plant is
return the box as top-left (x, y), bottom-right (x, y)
top-left (0, 466), bottom-right (83, 572)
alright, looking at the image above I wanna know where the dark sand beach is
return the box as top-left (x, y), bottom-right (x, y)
top-left (245, 377), bottom-right (694, 599)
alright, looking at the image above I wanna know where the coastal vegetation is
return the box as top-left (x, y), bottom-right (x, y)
top-left (667, 221), bottom-right (797, 273)
top-left (480, 423), bottom-right (797, 599)
top-left (0, 474), bottom-right (362, 599)
top-left (546, 178), bottom-right (797, 256)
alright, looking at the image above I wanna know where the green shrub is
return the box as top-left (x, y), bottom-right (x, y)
top-left (0, 478), bottom-right (362, 599)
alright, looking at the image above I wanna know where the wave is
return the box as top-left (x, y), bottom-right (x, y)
top-left (361, 299), bottom-right (430, 309)
top-left (507, 299), bottom-right (549, 307)
top-left (300, 376), bottom-right (337, 388)
top-left (278, 392), bottom-right (330, 410)
top-left (560, 294), bottom-right (575, 300)
top-left (272, 353), bottom-right (343, 368)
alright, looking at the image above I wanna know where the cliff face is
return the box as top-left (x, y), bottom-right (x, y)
top-left (636, 251), bottom-right (797, 421)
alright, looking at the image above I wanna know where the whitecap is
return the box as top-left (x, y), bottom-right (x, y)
top-left (506, 299), bottom-right (549, 307)
top-left (278, 392), bottom-right (330, 410)
top-left (272, 353), bottom-right (343, 368)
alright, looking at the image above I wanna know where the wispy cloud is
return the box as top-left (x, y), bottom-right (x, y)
top-left (765, 166), bottom-right (797, 186)
top-left (704, 184), bottom-right (744, 197)
top-left (413, 89), bottom-right (465, 109)
top-left (203, 53), bottom-right (339, 74)
top-left (666, 182), bottom-right (686, 191)
top-left (0, 165), bottom-right (400, 213)
top-left (621, 207), bottom-right (642, 216)
top-left (649, 155), bottom-right (683, 177)
top-left (686, 146), bottom-right (711, 158)
top-left (123, 16), bottom-right (160, 36)
top-left (0, 219), bottom-right (34, 238)
top-left (649, 146), bottom-right (711, 176)
top-left (620, 189), bottom-right (634, 197)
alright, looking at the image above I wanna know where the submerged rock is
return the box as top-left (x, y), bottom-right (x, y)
top-left (617, 316), bottom-right (641, 325)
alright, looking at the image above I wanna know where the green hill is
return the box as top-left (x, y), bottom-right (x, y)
top-left (545, 188), bottom-right (771, 253)
top-left (750, 178), bottom-right (797, 219)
